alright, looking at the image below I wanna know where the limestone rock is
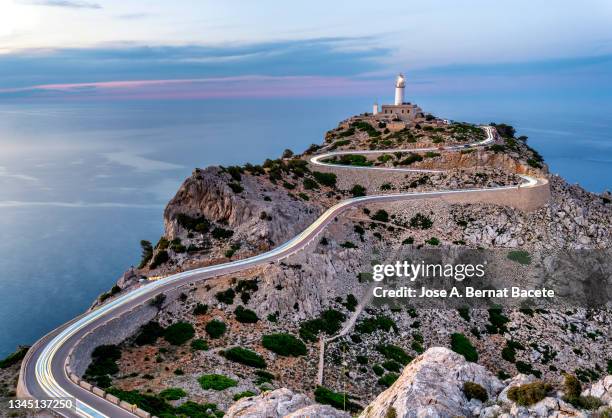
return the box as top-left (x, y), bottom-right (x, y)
top-left (359, 347), bottom-right (504, 418)
top-left (225, 388), bottom-right (313, 418)
top-left (286, 404), bottom-right (351, 418)
top-left (582, 375), bottom-right (612, 406)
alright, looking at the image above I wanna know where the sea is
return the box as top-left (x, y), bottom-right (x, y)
top-left (0, 95), bottom-right (610, 357)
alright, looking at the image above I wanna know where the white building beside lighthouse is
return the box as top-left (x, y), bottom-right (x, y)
top-left (375, 73), bottom-right (422, 121)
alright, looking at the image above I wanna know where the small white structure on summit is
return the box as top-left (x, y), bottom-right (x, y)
top-left (373, 73), bottom-right (422, 121)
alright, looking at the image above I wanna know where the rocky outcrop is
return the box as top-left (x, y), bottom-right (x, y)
top-left (225, 388), bottom-right (350, 418)
top-left (358, 347), bottom-right (611, 418)
top-left (163, 166), bottom-right (319, 248)
top-left (582, 376), bottom-right (612, 406)
top-left (359, 347), bottom-right (504, 418)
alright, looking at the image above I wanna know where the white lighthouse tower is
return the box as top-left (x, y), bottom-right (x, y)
top-left (394, 73), bottom-right (405, 105)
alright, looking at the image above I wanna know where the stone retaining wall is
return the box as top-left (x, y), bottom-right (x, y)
top-left (309, 163), bottom-right (550, 212)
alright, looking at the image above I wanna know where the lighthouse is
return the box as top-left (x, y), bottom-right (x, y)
top-left (376, 73), bottom-right (422, 121)
top-left (394, 73), bottom-right (405, 105)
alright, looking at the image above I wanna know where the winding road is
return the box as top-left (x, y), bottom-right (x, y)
top-left (19, 125), bottom-right (545, 417)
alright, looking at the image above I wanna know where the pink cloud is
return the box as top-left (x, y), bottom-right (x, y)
top-left (0, 75), bottom-right (389, 100)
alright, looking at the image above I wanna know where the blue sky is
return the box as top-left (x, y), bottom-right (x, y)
top-left (1, 0), bottom-right (612, 99)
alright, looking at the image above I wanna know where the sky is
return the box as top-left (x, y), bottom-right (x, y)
top-left (1, 0), bottom-right (612, 100)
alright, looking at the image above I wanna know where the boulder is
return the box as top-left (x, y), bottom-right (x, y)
top-left (359, 347), bottom-right (504, 418)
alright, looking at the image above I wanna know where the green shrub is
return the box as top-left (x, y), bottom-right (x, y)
top-left (463, 381), bottom-right (488, 402)
top-left (299, 309), bottom-right (346, 342)
top-left (198, 374), bottom-right (237, 391)
top-left (356, 355), bottom-right (368, 365)
top-left (376, 344), bottom-right (412, 365)
top-left (193, 303), bottom-right (208, 315)
top-left (350, 184), bottom-right (367, 197)
top-left (138, 240), bottom-right (153, 268)
top-left (314, 386), bottom-right (359, 412)
top-left (399, 153), bottom-right (423, 165)
top-left (159, 388), bottom-right (187, 400)
top-left (211, 227), bottom-right (234, 240)
top-left (402, 237), bottom-right (414, 245)
top-left (191, 339), bottom-right (208, 351)
top-left (457, 307), bottom-right (470, 321)
top-left (562, 373), bottom-right (603, 410)
top-left (254, 369), bottom-right (275, 385)
top-left (135, 322), bottom-right (165, 346)
top-left (234, 305), bottom-right (259, 323)
top-left (105, 388), bottom-right (174, 416)
top-left (175, 401), bottom-right (222, 418)
top-left (425, 237), bottom-right (440, 245)
top-left (507, 250), bottom-right (531, 265)
top-left (156, 237), bottom-right (169, 250)
top-left (223, 347), bottom-right (267, 368)
top-left (515, 361), bottom-right (541, 377)
top-left (356, 316), bottom-right (397, 334)
top-left (411, 340), bottom-right (424, 354)
top-left (262, 333), bottom-right (307, 357)
top-left (373, 364), bottom-right (384, 376)
top-left (340, 241), bottom-right (357, 249)
top-left (205, 319), bottom-right (227, 339)
top-left (487, 307), bottom-right (509, 334)
top-left (227, 182), bottom-right (243, 193)
top-left (149, 250), bottom-right (169, 269)
top-left (215, 288), bottom-right (235, 304)
top-left (163, 322), bottom-right (195, 345)
top-left (303, 178), bottom-right (319, 190)
top-left (507, 382), bottom-right (551, 406)
top-left (84, 345), bottom-right (121, 388)
top-left (501, 340), bottom-right (524, 363)
top-left (385, 407), bottom-right (397, 418)
top-left (371, 209), bottom-right (389, 222)
top-left (0, 346), bottom-right (29, 369)
top-left (382, 360), bottom-right (402, 372)
top-left (451, 333), bottom-right (478, 362)
top-left (409, 213), bottom-right (433, 229)
top-left (312, 171), bottom-right (337, 187)
top-left (344, 294), bottom-right (358, 312)
top-left (176, 214), bottom-right (210, 232)
top-left (378, 372), bottom-right (399, 387)
top-left (233, 391), bottom-right (256, 401)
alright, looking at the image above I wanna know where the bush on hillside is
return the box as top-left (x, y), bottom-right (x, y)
top-left (299, 309), bottom-right (346, 342)
top-left (312, 171), bottom-right (337, 187)
top-left (451, 333), bottom-right (478, 362)
top-left (198, 374), bottom-right (237, 391)
top-left (234, 305), bottom-right (259, 323)
top-left (223, 347), bottom-right (266, 368)
top-left (463, 381), bottom-right (488, 402)
top-left (134, 321), bottom-right (165, 346)
top-left (205, 319), bottom-right (227, 339)
top-left (314, 386), bottom-right (359, 412)
top-left (378, 372), bottom-right (399, 388)
top-left (507, 382), bottom-right (552, 406)
top-left (376, 344), bottom-right (412, 365)
top-left (262, 333), bottom-right (307, 357)
top-left (163, 322), bottom-right (195, 345)
top-left (159, 388), bottom-right (187, 400)
top-left (190, 339), bottom-right (208, 351)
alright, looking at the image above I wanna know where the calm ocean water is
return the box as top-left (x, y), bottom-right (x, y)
top-left (0, 96), bottom-right (610, 357)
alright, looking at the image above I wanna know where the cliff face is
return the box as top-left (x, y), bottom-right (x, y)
top-left (163, 166), bottom-right (320, 248)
